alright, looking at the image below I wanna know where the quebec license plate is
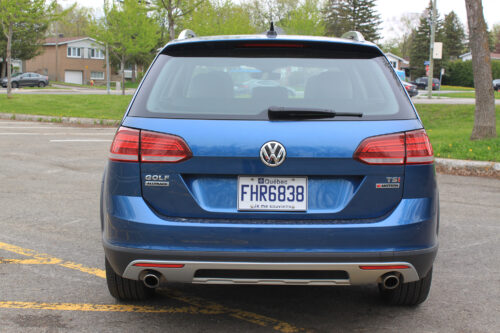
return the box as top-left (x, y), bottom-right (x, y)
top-left (237, 176), bottom-right (307, 211)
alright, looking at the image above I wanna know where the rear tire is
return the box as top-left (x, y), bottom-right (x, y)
top-left (38, 82), bottom-right (46, 87)
top-left (379, 267), bottom-right (433, 306)
top-left (105, 258), bottom-right (154, 301)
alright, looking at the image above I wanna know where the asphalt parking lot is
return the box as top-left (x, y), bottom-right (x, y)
top-left (0, 120), bottom-right (499, 332)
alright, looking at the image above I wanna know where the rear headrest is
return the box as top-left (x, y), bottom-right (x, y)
top-left (188, 72), bottom-right (234, 99)
top-left (305, 71), bottom-right (353, 100)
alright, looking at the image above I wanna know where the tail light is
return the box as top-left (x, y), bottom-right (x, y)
top-left (405, 129), bottom-right (434, 164)
top-left (354, 129), bottom-right (433, 165)
top-left (141, 131), bottom-right (192, 163)
top-left (109, 126), bottom-right (192, 163)
top-left (109, 127), bottom-right (139, 162)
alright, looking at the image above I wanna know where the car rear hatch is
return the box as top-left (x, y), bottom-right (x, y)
top-left (119, 37), bottom-right (428, 222)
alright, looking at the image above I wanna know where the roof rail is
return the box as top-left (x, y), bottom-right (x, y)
top-left (341, 31), bottom-right (365, 42)
top-left (178, 29), bottom-right (196, 40)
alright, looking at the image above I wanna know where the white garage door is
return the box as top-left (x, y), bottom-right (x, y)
top-left (64, 70), bottom-right (83, 85)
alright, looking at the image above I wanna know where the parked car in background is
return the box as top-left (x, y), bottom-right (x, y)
top-left (411, 77), bottom-right (440, 90)
top-left (1, 72), bottom-right (49, 88)
top-left (494, 79), bottom-right (500, 92)
top-left (402, 81), bottom-right (418, 97)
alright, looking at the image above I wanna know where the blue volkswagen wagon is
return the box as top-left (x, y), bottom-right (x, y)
top-left (101, 29), bottom-right (438, 306)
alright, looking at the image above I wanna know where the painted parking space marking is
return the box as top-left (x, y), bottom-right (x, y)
top-left (0, 301), bottom-right (207, 314)
top-left (0, 241), bottom-right (105, 278)
top-left (49, 139), bottom-right (112, 142)
top-left (0, 241), bottom-right (309, 333)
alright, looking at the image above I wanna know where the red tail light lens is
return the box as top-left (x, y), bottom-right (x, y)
top-left (406, 129), bottom-right (434, 164)
top-left (354, 130), bottom-right (433, 165)
top-left (353, 133), bottom-right (406, 165)
top-left (140, 131), bottom-right (192, 163)
top-left (109, 127), bottom-right (192, 163)
top-left (109, 127), bottom-right (139, 162)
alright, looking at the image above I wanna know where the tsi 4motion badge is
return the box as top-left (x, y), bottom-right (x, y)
top-left (145, 174), bottom-right (170, 187)
top-left (376, 177), bottom-right (401, 189)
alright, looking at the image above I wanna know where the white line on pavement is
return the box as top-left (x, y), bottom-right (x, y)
top-left (49, 139), bottom-right (112, 142)
top-left (0, 132), bottom-right (114, 136)
top-left (0, 126), bottom-right (115, 130)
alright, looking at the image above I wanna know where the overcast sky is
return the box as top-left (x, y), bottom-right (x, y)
top-left (60, 0), bottom-right (500, 40)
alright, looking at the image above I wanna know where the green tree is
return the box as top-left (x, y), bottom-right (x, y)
top-left (442, 11), bottom-right (465, 60)
top-left (279, 0), bottom-right (325, 36)
top-left (381, 13), bottom-right (420, 59)
top-left (91, 0), bottom-right (159, 95)
top-left (152, 0), bottom-right (204, 42)
top-left (182, 0), bottom-right (256, 36)
top-left (242, 0), bottom-right (299, 33)
top-left (323, 0), bottom-right (382, 42)
top-left (0, 0), bottom-right (57, 97)
top-left (409, 2), bottom-right (443, 79)
top-left (49, 4), bottom-right (93, 37)
top-left (0, 16), bottom-right (52, 77)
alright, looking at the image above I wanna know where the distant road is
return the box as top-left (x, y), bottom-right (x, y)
top-left (0, 86), bottom-right (135, 95)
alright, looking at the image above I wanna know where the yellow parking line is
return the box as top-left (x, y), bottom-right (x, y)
top-left (0, 241), bottom-right (105, 278)
top-left (0, 301), bottom-right (204, 314)
top-left (0, 241), bottom-right (309, 333)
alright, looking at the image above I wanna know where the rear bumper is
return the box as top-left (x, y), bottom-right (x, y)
top-left (103, 192), bottom-right (439, 284)
top-left (104, 241), bottom-right (437, 284)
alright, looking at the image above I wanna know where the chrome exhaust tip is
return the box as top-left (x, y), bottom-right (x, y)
top-left (141, 272), bottom-right (161, 288)
top-left (381, 273), bottom-right (400, 290)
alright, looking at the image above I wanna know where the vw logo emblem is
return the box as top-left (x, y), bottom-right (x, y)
top-left (260, 141), bottom-right (286, 167)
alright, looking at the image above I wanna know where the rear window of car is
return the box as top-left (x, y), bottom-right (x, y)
top-left (128, 43), bottom-right (416, 121)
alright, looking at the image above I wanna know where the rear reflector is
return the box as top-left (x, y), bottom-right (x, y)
top-left (109, 127), bottom-right (192, 163)
top-left (141, 131), bottom-right (192, 163)
top-left (109, 127), bottom-right (139, 162)
top-left (353, 129), bottom-right (433, 165)
top-left (133, 263), bottom-right (185, 268)
top-left (359, 265), bottom-right (410, 270)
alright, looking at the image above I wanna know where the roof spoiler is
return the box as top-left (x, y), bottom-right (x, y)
top-left (341, 31), bottom-right (365, 42)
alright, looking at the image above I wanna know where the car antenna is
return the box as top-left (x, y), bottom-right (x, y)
top-left (267, 21), bottom-right (277, 38)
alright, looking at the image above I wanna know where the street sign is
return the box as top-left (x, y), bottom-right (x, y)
top-left (424, 61), bottom-right (430, 65)
top-left (433, 42), bottom-right (443, 59)
top-left (441, 68), bottom-right (445, 75)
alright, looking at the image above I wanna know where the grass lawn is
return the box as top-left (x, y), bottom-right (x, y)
top-left (1, 95), bottom-right (498, 161)
top-left (416, 104), bottom-right (500, 162)
top-left (0, 94), bottom-right (132, 119)
top-left (432, 91), bottom-right (500, 99)
top-left (440, 85), bottom-right (475, 91)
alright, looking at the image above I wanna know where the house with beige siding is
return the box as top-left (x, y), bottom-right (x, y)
top-left (25, 36), bottom-right (107, 84)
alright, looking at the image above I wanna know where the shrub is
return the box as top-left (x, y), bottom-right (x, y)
top-left (443, 59), bottom-right (500, 87)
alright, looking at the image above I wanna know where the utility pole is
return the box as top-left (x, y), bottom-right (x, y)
top-left (106, 44), bottom-right (110, 94)
top-left (55, 21), bottom-right (59, 82)
top-left (427, 0), bottom-right (437, 99)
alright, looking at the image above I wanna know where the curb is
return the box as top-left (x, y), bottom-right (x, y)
top-left (0, 113), bottom-right (120, 127)
top-left (435, 158), bottom-right (500, 178)
top-left (1, 113), bottom-right (498, 178)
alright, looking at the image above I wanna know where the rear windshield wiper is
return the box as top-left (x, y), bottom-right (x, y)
top-left (268, 106), bottom-right (363, 120)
